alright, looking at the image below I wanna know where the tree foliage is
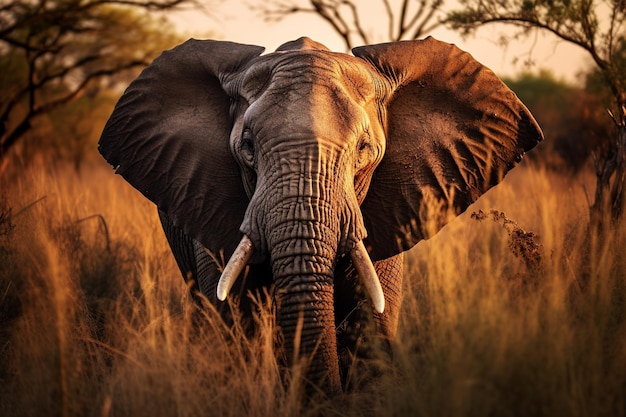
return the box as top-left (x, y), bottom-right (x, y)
top-left (504, 70), bottom-right (610, 172)
top-left (448, 0), bottom-right (625, 107)
top-left (255, 0), bottom-right (445, 50)
top-left (0, 0), bottom-right (193, 166)
top-left (448, 0), bottom-right (626, 223)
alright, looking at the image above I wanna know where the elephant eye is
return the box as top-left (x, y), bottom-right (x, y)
top-left (240, 128), bottom-right (256, 167)
top-left (242, 129), bottom-right (254, 151)
top-left (356, 135), bottom-right (373, 170)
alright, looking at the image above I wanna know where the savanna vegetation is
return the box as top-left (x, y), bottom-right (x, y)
top-left (1, 149), bottom-right (625, 417)
top-left (1, 1), bottom-right (626, 416)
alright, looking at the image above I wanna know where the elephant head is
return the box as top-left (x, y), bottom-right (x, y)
top-left (98, 36), bottom-right (542, 394)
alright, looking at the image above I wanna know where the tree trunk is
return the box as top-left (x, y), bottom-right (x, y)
top-left (590, 107), bottom-right (626, 229)
top-left (0, 118), bottom-right (32, 164)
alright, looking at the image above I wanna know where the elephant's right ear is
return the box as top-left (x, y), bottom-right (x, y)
top-left (99, 39), bottom-right (264, 257)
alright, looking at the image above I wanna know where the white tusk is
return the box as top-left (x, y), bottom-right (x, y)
top-left (217, 235), bottom-right (254, 301)
top-left (350, 240), bottom-right (385, 314)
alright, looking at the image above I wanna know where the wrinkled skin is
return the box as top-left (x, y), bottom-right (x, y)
top-left (99, 36), bottom-right (543, 395)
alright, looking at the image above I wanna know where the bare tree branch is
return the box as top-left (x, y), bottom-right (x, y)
top-left (253, 0), bottom-right (445, 50)
top-left (398, 0), bottom-right (411, 39)
top-left (411, 0), bottom-right (444, 39)
top-left (382, 0), bottom-right (395, 41)
top-left (342, 1), bottom-right (370, 45)
top-left (0, 0), bottom-right (196, 163)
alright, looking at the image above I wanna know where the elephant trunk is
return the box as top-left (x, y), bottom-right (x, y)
top-left (267, 216), bottom-right (342, 394)
top-left (230, 144), bottom-right (381, 394)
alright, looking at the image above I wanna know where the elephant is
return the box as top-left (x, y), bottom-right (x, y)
top-left (98, 36), bottom-right (543, 395)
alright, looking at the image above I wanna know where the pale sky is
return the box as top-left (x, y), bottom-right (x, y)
top-left (168, 1), bottom-right (590, 83)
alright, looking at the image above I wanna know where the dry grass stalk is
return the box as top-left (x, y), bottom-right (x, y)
top-left (0, 161), bottom-right (624, 417)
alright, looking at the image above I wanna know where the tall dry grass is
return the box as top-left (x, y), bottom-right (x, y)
top-left (0, 159), bottom-right (624, 417)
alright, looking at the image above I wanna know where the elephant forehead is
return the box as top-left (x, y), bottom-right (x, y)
top-left (243, 51), bottom-right (377, 104)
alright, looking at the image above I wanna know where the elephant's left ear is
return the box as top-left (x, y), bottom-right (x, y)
top-left (353, 37), bottom-right (543, 261)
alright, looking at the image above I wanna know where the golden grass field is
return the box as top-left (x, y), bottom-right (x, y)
top-left (1, 158), bottom-right (625, 417)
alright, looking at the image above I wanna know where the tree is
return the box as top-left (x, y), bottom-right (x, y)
top-left (255, 0), bottom-right (445, 50)
top-left (0, 0), bottom-right (196, 167)
top-left (504, 70), bottom-right (610, 172)
top-left (447, 0), bottom-right (626, 225)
